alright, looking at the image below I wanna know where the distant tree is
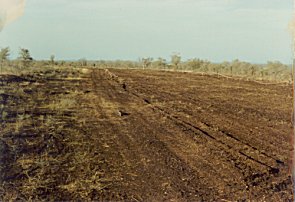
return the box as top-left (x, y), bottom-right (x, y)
top-left (229, 65), bottom-right (233, 75)
top-left (171, 54), bottom-right (181, 70)
top-left (78, 58), bottom-right (87, 66)
top-left (217, 62), bottom-right (228, 75)
top-left (250, 66), bottom-right (255, 77)
top-left (152, 57), bottom-right (167, 69)
top-left (240, 62), bottom-right (251, 76)
top-left (208, 63), bottom-right (218, 74)
top-left (199, 60), bottom-right (210, 73)
top-left (187, 58), bottom-right (203, 71)
top-left (0, 47), bottom-right (10, 62)
top-left (141, 57), bottom-right (153, 69)
top-left (59, 60), bottom-right (66, 66)
top-left (18, 48), bottom-right (33, 68)
top-left (218, 61), bottom-right (231, 75)
top-left (265, 61), bottom-right (288, 80)
top-left (0, 47), bottom-right (10, 72)
top-left (231, 59), bottom-right (241, 75)
top-left (50, 54), bottom-right (55, 65)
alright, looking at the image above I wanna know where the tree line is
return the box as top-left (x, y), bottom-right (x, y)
top-left (0, 47), bottom-right (292, 82)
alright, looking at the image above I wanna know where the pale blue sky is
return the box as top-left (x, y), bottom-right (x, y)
top-left (0, 0), bottom-right (293, 63)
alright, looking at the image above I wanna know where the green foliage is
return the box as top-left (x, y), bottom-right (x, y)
top-left (152, 57), bottom-right (167, 69)
top-left (0, 47), bottom-right (10, 62)
top-left (0, 47), bottom-right (10, 72)
top-left (186, 58), bottom-right (208, 71)
top-left (171, 54), bottom-right (181, 70)
top-left (263, 61), bottom-right (290, 80)
top-left (18, 48), bottom-right (33, 68)
top-left (50, 55), bottom-right (55, 65)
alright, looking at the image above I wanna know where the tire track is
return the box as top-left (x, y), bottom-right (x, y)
top-left (106, 69), bottom-right (282, 169)
top-left (104, 69), bottom-right (292, 194)
top-left (87, 69), bottom-right (222, 201)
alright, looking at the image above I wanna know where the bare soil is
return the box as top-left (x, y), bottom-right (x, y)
top-left (0, 68), bottom-right (293, 201)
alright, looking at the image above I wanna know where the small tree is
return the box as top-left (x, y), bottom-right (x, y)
top-left (78, 58), bottom-right (87, 66)
top-left (230, 65), bottom-right (233, 76)
top-left (152, 57), bottom-right (166, 69)
top-left (141, 57), bottom-right (153, 69)
top-left (187, 58), bottom-right (204, 71)
top-left (250, 66), bottom-right (256, 77)
top-left (0, 47), bottom-right (10, 73)
top-left (50, 54), bottom-right (55, 65)
top-left (19, 48), bottom-right (33, 68)
top-left (171, 54), bottom-right (181, 70)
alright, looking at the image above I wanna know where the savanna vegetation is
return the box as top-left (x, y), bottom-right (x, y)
top-left (0, 47), bottom-right (293, 83)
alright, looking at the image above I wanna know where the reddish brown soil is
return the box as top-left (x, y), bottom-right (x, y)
top-left (0, 68), bottom-right (293, 201)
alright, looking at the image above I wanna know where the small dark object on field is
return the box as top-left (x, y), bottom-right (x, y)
top-left (122, 83), bottom-right (127, 90)
top-left (144, 98), bottom-right (151, 104)
top-left (118, 110), bottom-right (129, 117)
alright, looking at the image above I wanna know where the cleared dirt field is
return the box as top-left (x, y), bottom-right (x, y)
top-left (0, 68), bottom-right (293, 201)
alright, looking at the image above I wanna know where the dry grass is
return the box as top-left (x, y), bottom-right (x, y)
top-left (0, 68), bottom-right (109, 201)
top-left (46, 97), bottom-right (76, 112)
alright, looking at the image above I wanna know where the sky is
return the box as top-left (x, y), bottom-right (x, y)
top-left (0, 0), bottom-right (293, 64)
